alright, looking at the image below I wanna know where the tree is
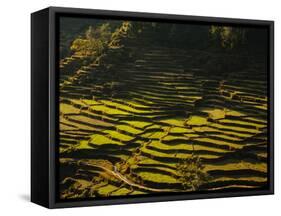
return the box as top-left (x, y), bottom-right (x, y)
top-left (209, 26), bottom-right (246, 50)
top-left (70, 23), bottom-right (112, 57)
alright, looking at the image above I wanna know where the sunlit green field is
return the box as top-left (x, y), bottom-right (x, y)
top-left (58, 19), bottom-right (268, 200)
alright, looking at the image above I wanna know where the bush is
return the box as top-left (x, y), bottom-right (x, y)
top-left (176, 154), bottom-right (210, 191)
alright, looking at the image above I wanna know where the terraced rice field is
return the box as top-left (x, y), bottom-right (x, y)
top-left (59, 45), bottom-right (268, 200)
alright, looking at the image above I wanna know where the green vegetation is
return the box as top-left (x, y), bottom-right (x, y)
top-left (209, 26), bottom-right (246, 49)
top-left (185, 116), bottom-right (209, 127)
top-left (70, 24), bottom-right (112, 57)
top-left (176, 155), bottom-right (210, 190)
top-left (58, 17), bottom-right (269, 200)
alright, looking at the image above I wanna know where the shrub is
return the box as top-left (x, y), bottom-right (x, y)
top-left (176, 154), bottom-right (210, 191)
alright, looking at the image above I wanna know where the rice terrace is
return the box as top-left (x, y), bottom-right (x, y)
top-left (58, 16), bottom-right (269, 200)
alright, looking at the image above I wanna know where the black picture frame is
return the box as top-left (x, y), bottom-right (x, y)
top-left (31, 6), bottom-right (274, 208)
